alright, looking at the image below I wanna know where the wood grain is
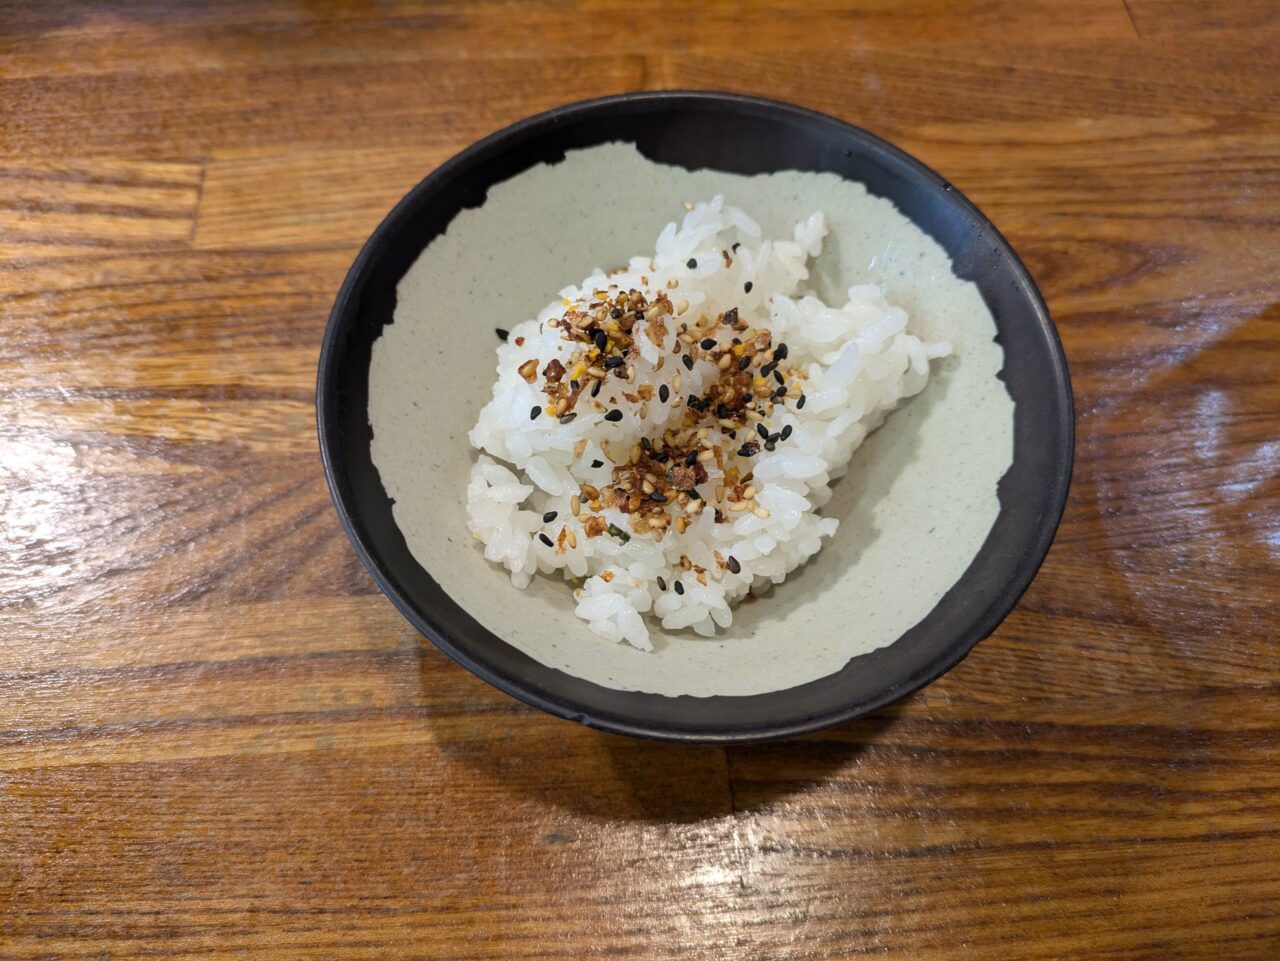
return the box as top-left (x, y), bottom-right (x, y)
top-left (1, 2), bottom-right (1278, 958)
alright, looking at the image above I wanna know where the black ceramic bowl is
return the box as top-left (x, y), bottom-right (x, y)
top-left (317, 91), bottom-right (1073, 743)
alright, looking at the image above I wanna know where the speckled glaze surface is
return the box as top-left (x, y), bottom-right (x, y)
top-left (369, 144), bottom-right (1013, 696)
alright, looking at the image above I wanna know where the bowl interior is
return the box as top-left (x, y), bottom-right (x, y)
top-left (318, 93), bottom-right (1073, 742)
top-left (370, 143), bottom-right (1013, 696)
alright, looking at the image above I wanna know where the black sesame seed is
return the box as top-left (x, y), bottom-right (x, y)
top-left (761, 362), bottom-right (777, 377)
top-left (591, 379), bottom-right (602, 398)
top-left (768, 432), bottom-right (781, 443)
top-left (773, 386), bottom-right (787, 399)
top-left (559, 412), bottom-right (577, 425)
top-left (738, 355), bottom-right (751, 371)
top-left (593, 329), bottom-right (607, 350)
top-left (685, 449), bottom-right (698, 466)
top-left (674, 581), bottom-right (685, 595)
top-left (495, 327), bottom-right (509, 341)
top-left (650, 491), bottom-right (667, 503)
top-left (570, 379), bottom-right (580, 391)
top-left (652, 452), bottom-right (669, 463)
top-left (610, 308), bottom-right (622, 319)
top-left (640, 436), bottom-right (652, 451)
top-left (659, 384), bottom-right (670, 403)
top-left (700, 337), bottom-right (717, 350)
top-left (797, 393), bottom-right (807, 409)
top-left (774, 342), bottom-right (789, 361)
top-left (686, 258), bottom-right (697, 269)
top-left (538, 533), bottom-right (554, 547)
top-left (732, 242), bottom-right (741, 252)
top-left (635, 311), bottom-right (645, 321)
top-left (738, 444), bottom-right (755, 457)
top-left (732, 337), bottom-right (742, 345)
top-left (744, 281), bottom-right (753, 293)
top-left (530, 405), bottom-right (541, 420)
top-left (764, 441), bottom-right (776, 451)
top-left (742, 393), bottom-right (753, 405)
top-left (688, 488), bottom-right (702, 499)
top-left (543, 511), bottom-right (558, 523)
top-left (682, 354), bottom-right (694, 370)
top-left (604, 409), bottom-right (623, 422)
top-left (604, 356), bottom-right (624, 369)
top-left (727, 555), bottom-right (741, 574)
top-left (780, 424), bottom-right (793, 440)
top-left (756, 422), bottom-right (770, 440)
top-left (716, 403), bottom-right (730, 419)
top-left (591, 459), bottom-right (604, 468)
top-left (773, 369), bottom-right (785, 385)
top-left (657, 576), bottom-right (668, 591)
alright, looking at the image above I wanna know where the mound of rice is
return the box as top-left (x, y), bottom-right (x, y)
top-left (466, 197), bottom-right (949, 651)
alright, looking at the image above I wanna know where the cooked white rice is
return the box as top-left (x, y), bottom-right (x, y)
top-left (466, 197), bottom-right (949, 651)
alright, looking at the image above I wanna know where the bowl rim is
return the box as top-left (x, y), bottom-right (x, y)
top-left (317, 90), bottom-right (1075, 743)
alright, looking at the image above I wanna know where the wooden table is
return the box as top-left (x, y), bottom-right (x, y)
top-left (3, 3), bottom-right (1278, 958)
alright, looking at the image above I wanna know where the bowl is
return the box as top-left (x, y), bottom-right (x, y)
top-left (317, 91), bottom-right (1073, 743)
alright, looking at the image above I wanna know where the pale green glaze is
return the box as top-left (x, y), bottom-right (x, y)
top-left (370, 144), bottom-right (1013, 696)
